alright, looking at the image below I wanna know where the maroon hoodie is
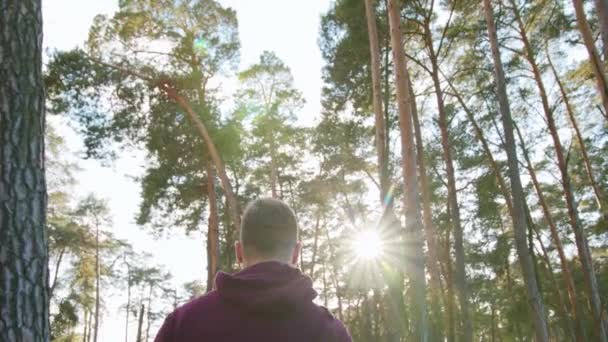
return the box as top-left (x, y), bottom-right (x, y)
top-left (154, 262), bottom-right (351, 342)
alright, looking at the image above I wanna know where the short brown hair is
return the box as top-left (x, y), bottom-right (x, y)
top-left (240, 198), bottom-right (298, 260)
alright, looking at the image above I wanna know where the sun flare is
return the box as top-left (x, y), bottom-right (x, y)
top-left (352, 230), bottom-right (383, 260)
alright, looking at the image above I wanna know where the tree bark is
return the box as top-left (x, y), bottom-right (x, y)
top-left (545, 43), bottom-right (606, 219)
top-left (0, 1), bottom-right (49, 341)
top-left (482, 1), bottom-right (550, 340)
top-left (515, 124), bottom-right (585, 342)
top-left (94, 220), bottom-right (101, 342)
top-left (387, 0), bottom-right (428, 340)
top-left (572, 0), bottom-right (608, 118)
top-left (206, 161), bottom-right (220, 292)
top-left (511, 3), bottom-right (607, 338)
top-left (423, 19), bottom-right (471, 341)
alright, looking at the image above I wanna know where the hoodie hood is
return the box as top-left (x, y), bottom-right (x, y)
top-left (215, 261), bottom-right (317, 315)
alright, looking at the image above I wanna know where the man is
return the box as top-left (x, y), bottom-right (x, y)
top-left (154, 198), bottom-right (351, 341)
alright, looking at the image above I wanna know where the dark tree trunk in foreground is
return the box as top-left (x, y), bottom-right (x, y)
top-left (482, 0), bottom-right (550, 340)
top-left (388, 0), bottom-right (428, 340)
top-left (0, 0), bottom-right (49, 341)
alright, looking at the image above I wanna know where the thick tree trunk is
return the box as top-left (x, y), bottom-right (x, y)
top-left (387, 0), bottom-right (428, 340)
top-left (0, 1), bottom-right (49, 341)
top-left (515, 124), bottom-right (585, 342)
top-left (572, 0), bottom-right (608, 118)
top-left (206, 161), bottom-right (220, 292)
top-left (511, 4), bottom-right (608, 338)
top-left (424, 22), bottom-right (471, 342)
top-left (364, 0), bottom-right (389, 200)
top-left (482, 1), bottom-right (550, 340)
top-left (594, 0), bottom-right (608, 60)
top-left (546, 44), bottom-right (606, 219)
top-left (136, 304), bottom-right (145, 342)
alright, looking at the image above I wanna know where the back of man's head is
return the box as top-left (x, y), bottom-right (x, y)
top-left (240, 198), bottom-right (298, 262)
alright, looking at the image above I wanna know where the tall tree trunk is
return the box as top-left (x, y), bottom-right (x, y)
top-left (136, 304), bottom-right (145, 342)
top-left (94, 221), bottom-right (101, 342)
top-left (515, 123), bottom-right (585, 341)
top-left (511, 4), bottom-right (608, 338)
top-left (410, 77), bottom-right (445, 341)
top-left (145, 285), bottom-right (153, 342)
top-left (87, 309), bottom-right (94, 342)
top-left (444, 229), bottom-right (456, 342)
top-left (364, 0), bottom-right (389, 200)
top-left (87, 58), bottom-right (242, 235)
top-left (50, 248), bottom-right (66, 299)
top-left (83, 309), bottom-right (89, 342)
top-left (167, 92), bottom-right (241, 237)
top-left (482, 1), bottom-right (550, 340)
top-left (324, 226), bottom-right (344, 321)
top-left (443, 74), bottom-right (515, 216)
top-left (545, 43), bottom-right (606, 219)
top-left (572, 0), bottom-right (608, 118)
top-left (387, 1), bottom-right (428, 340)
top-left (125, 267), bottom-right (131, 342)
top-left (309, 212), bottom-right (321, 278)
top-left (423, 20), bottom-right (471, 342)
top-left (594, 0), bottom-right (608, 60)
top-left (206, 161), bottom-right (219, 292)
top-left (0, 1), bottom-right (49, 341)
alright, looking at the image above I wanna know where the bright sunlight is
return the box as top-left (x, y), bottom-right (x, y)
top-left (352, 230), bottom-right (384, 260)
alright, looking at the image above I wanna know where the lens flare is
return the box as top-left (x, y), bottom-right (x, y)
top-left (352, 230), bottom-right (383, 260)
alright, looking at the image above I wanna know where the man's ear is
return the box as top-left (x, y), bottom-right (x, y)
top-left (291, 242), bottom-right (302, 266)
top-left (235, 241), bottom-right (244, 265)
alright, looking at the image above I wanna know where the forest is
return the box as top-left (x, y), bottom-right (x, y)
top-left (1, 0), bottom-right (608, 341)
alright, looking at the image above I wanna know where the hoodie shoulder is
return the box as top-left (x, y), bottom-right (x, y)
top-left (153, 291), bottom-right (222, 341)
top-left (317, 306), bottom-right (352, 342)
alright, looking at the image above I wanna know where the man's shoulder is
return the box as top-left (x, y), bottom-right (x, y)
top-left (313, 304), bottom-right (351, 342)
top-left (172, 290), bottom-right (222, 320)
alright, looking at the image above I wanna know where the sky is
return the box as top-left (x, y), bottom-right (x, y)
top-left (43, 0), bottom-right (331, 340)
